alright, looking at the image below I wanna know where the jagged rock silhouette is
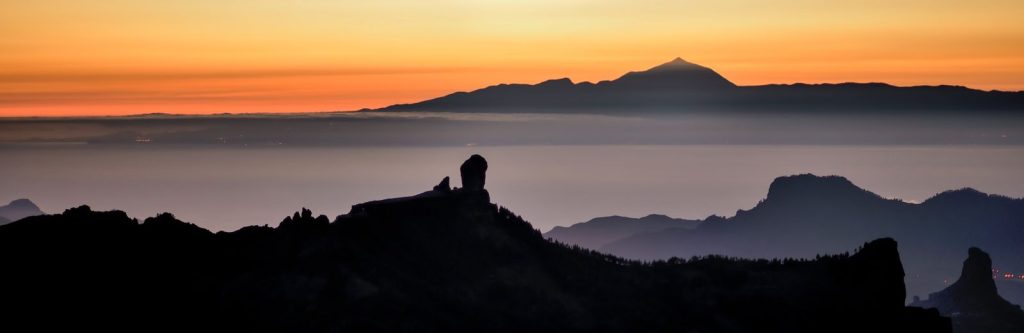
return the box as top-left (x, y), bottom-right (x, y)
top-left (0, 156), bottom-right (950, 333)
top-left (912, 247), bottom-right (1024, 333)
top-left (433, 176), bottom-right (451, 192)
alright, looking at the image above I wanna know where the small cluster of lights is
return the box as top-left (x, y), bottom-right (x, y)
top-left (992, 268), bottom-right (1024, 281)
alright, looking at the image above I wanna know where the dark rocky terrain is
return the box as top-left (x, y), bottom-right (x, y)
top-left (911, 248), bottom-right (1024, 333)
top-left (0, 156), bottom-right (949, 332)
top-left (546, 174), bottom-right (1024, 305)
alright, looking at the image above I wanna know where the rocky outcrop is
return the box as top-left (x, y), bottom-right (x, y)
top-left (580, 173), bottom-right (1024, 306)
top-left (433, 176), bottom-right (451, 192)
top-left (0, 156), bottom-right (951, 333)
top-left (351, 156), bottom-right (490, 216)
top-left (459, 154), bottom-right (487, 191)
top-left (911, 247), bottom-right (1024, 333)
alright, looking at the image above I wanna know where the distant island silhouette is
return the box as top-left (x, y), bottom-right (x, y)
top-left (376, 58), bottom-right (1024, 113)
top-left (0, 155), bottom-right (950, 332)
top-left (544, 174), bottom-right (1024, 308)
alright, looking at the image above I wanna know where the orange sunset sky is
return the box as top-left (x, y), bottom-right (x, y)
top-left (2, 0), bottom-right (1023, 116)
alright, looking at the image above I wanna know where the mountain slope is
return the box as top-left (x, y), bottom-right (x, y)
top-left (377, 58), bottom-right (1023, 113)
top-left (545, 214), bottom-right (702, 250)
top-left (604, 57), bottom-right (736, 90)
top-left (0, 156), bottom-right (949, 332)
top-left (911, 248), bottom-right (1024, 333)
top-left (0, 198), bottom-right (44, 224)
top-left (587, 174), bottom-right (1024, 305)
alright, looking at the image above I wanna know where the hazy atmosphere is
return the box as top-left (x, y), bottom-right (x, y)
top-left (3, 1), bottom-right (1023, 332)
top-left (3, 113), bottom-right (1024, 232)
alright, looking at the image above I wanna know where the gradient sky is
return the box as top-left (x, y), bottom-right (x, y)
top-left (2, 0), bottom-right (1023, 116)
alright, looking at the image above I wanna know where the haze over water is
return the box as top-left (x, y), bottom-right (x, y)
top-left (4, 143), bottom-right (1023, 232)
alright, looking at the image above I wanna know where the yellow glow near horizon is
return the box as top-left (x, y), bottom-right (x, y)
top-left (2, 0), bottom-right (1023, 116)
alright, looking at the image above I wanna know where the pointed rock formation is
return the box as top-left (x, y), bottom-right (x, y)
top-left (433, 176), bottom-right (451, 192)
top-left (911, 247), bottom-right (1024, 333)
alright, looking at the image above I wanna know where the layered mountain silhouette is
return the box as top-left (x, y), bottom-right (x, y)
top-left (545, 214), bottom-right (702, 250)
top-left (911, 248), bottom-right (1024, 333)
top-left (544, 174), bottom-right (1024, 305)
top-left (0, 198), bottom-right (43, 225)
top-left (378, 58), bottom-right (1023, 113)
top-left (0, 156), bottom-right (949, 332)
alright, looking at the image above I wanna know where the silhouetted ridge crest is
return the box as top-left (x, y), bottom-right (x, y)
top-left (609, 57), bottom-right (735, 90)
top-left (922, 187), bottom-right (1015, 206)
top-left (278, 207), bottom-right (330, 232)
top-left (377, 57), bottom-right (1023, 113)
top-left (537, 77), bottom-right (574, 87)
top-left (0, 198), bottom-right (45, 224)
top-left (763, 174), bottom-right (881, 205)
top-left (7, 199), bottom-right (38, 209)
top-left (0, 156), bottom-right (951, 333)
top-left (544, 213), bottom-right (700, 249)
top-left (142, 212), bottom-right (212, 238)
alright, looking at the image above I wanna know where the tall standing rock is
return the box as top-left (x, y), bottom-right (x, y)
top-left (460, 155), bottom-right (488, 191)
top-left (911, 247), bottom-right (1024, 333)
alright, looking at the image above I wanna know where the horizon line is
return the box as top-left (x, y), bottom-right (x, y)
top-left (3, 58), bottom-right (1023, 118)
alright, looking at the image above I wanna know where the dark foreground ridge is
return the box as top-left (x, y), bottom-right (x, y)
top-left (0, 156), bottom-right (949, 332)
top-left (911, 248), bottom-right (1024, 333)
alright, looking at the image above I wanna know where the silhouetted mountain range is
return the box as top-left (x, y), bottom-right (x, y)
top-left (545, 214), bottom-right (702, 250)
top-left (911, 248), bottom-right (1024, 333)
top-left (0, 156), bottom-right (949, 332)
top-left (378, 58), bottom-right (1024, 113)
top-left (0, 198), bottom-right (43, 225)
top-left (544, 174), bottom-right (1024, 306)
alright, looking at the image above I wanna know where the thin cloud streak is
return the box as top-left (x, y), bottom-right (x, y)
top-left (0, 66), bottom-right (482, 83)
